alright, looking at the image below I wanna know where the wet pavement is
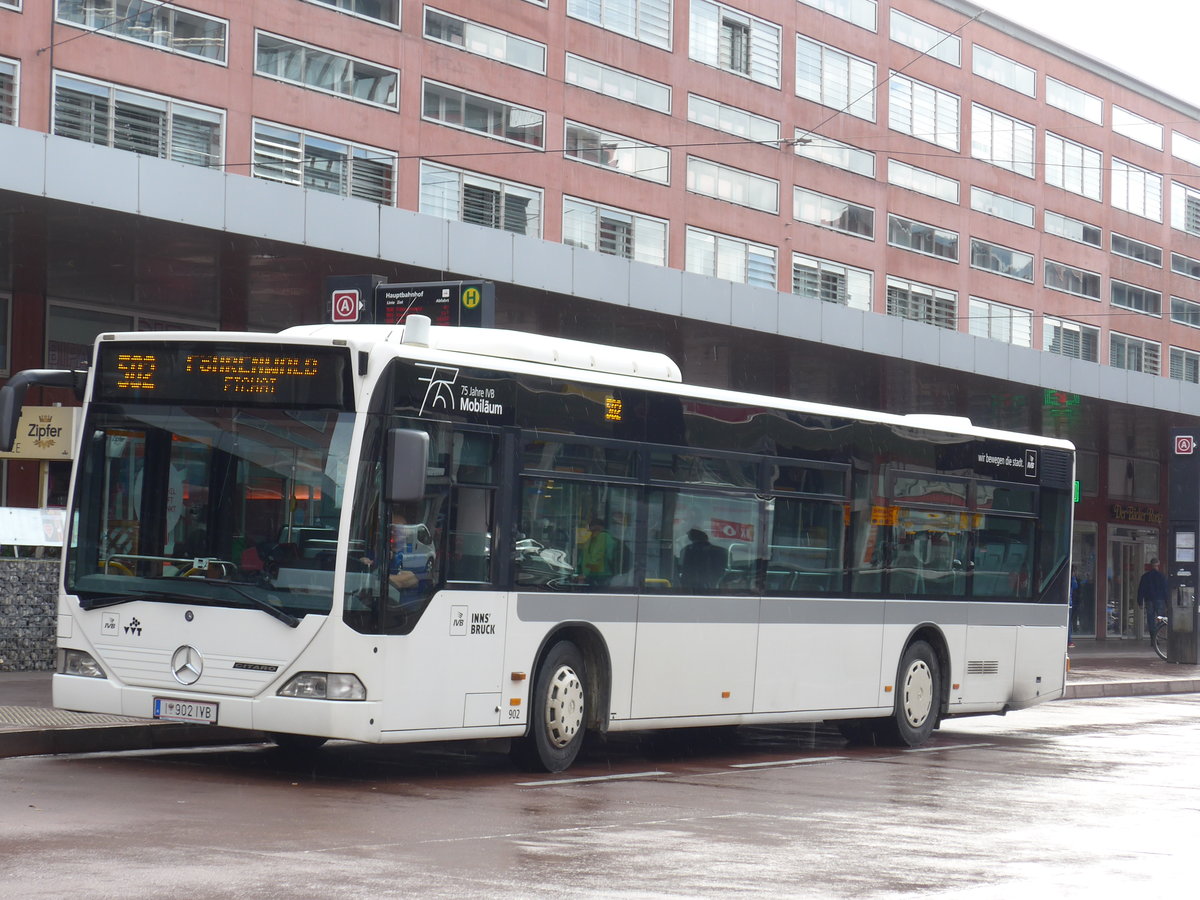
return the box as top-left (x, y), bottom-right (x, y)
top-left (1, 638), bottom-right (1196, 760)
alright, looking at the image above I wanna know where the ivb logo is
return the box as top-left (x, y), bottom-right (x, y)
top-left (1176, 435), bottom-right (1196, 455)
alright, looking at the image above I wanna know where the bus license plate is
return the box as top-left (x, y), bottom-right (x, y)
top-left (153, 697), bottom-right (218, 724)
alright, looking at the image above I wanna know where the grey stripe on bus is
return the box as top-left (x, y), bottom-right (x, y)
top-left (515, 595), bottom-right (1064, 627)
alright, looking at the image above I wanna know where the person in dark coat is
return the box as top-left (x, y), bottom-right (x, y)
top-left (1137, 557), bottom-right (1169, 638)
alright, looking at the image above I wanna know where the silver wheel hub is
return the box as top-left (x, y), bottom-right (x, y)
top-left (544, 664), bottom-right (584, 749)
top-left (902, 660), bottom-right (933, 728)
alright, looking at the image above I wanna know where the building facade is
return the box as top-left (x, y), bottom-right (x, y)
top-left (2, 0), bottom-right (1200, 640)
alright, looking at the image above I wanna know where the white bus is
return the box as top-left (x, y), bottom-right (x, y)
top-left (0, 317), bottom-right (1074, 771)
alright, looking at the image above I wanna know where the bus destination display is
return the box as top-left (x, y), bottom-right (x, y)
top-left (96, 342), bottom-right (353, 408)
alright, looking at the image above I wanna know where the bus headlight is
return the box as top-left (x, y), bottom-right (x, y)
top-left (277, 672), bottom-right (366, 701)
top-left (58, 649), bottom-right (106, 679)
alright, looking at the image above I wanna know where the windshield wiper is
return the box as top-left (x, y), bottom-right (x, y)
top-left (78, 592), bottom-right (150, 610)
top-left (187, 578), bottom-right (301, 628)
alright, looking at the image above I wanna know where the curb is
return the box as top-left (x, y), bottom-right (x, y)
top-left (0, 723), bottom-right (263, 759)
top-left (1061, 679), bottom-right (1200, 700)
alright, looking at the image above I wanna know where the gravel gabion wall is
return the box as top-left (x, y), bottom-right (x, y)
top-left (0, 559), bottom-right (59, 671)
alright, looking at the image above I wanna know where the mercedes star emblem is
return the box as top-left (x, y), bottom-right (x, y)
top-left (171, 645), bottom-right (204, 685)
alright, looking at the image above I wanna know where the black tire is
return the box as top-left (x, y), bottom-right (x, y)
top-left (876, 640), bottom-right (941, 747)
top-left (1153, 620), bottom-right (1170, 661)
top-left (511, 640), bottom-right (587, 773)
top-left (268, 732), bottom-right (328, 752)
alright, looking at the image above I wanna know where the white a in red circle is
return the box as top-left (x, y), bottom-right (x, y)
top-left (1176, 435), bottom-right (1196, 455)
top-left (332, 289), bottom-right (360, 322)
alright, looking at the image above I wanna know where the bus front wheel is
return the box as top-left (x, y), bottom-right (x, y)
top-left (511, 640), bottom-right (587, 773)
top-left (877, 640), bottom-right (940, 747)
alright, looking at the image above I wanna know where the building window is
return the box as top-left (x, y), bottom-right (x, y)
top-left (53, 72), bottom-right (223, 168)
top-left (252, 121), bottom-right (395, 204)
top-left (796, 0), bottom-right (876, 31)
top-left (969, 297), bottom-right (1033, 346)
top-left (564, 121), bottom-right (670, 184)
top-left (689, 94), bottom-right (778, 143)
top-left (887, 214), bottom-right (958, 261)
top-left (792, 254), bottom-right (872, 310)
top-left (972, 45), bottom-right (1035, 96)
top-left (1112, 105), bottom-right (1163, 150)
top-left (971, 104), bottom-right (1034, 177)
top-left (889, 74), bottom-right (959, 150)
top-left (0, 0), bottom-right (17, 9)
top-left (1171, 182), bottom-right (1200, 236)
top-left (423, 80), bottom-right (544, 148)
top-left (57, 0), bottom-right (228, 63)
top-left (567, 0), bottom-right (671, 50)
top-left (1046, 77), bottom-right (1102, 124)
top-left (255, 32), bottom-right (398, 109)
top-left (970, 239), bottom-right (1033, 282)
top-left (563, 197), bottom-right (666, 266)
top-left (1111, 157), bottom-right (1162, 221)
top-left (890, 10), bottom-right (959, 66)
top-left (424, 8), bottom-right (546, 74)
top-left (299, 0), bottom-right (400, 25)
top-left (1044, 260), bottom-right (1101, 300)
top-left (0, 58), bottom-right (16, 126)
top-left (1172, 252), bottom-right (1200, 280)
top-left (1111, 233), bottom-right (1162, 267)
top-left (1044, 133), bottom-right (1102, 201)
top-left (887, 159), bottom-right (958, 203)
top-left (419, 161), bottom-right (542, 236)
top-left (1110, 333), bottom-right (1160, 375)
top-left (691, 0), bottom-right (781, 87)
top-left (794, 188), bottom-right (873, 239)
top-left (1171, 296), bottom-right (1200, 329)
top-left (794, 134), bottom-right (874, 177)
top-left (1044, 315), bottom-right (1099, 361)
top-left (1170, 347), bottom-right (1200, 383)
top-left (1111, 280), bottom-right (1162, 317)
top-left (567, 55), bottom-right (671, 113)
top-left (687, 157), bottom-right (778, 213)
top-left (1044, 211), bottom-right (1101, 248)
top-left (885, 277), bottom-right (956, 330)
top-left (796, 36), bottom-right (876, 120)
top-left (1172, 131), bottom-right (1200, 168)
top-left (685, 227), bottom-right (776, 289)
top-left (971, 187), bottom-right (1033, 227)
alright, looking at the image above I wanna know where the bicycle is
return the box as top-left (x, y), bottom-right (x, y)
top-left (1152, 614), bottom-right (1171, 661)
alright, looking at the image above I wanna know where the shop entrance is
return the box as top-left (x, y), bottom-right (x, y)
top-left (1107, 526), bottom-right (1158, 638)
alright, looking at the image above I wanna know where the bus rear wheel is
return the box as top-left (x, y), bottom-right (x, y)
top-left (511, 640), bottom-right (587, 773)
top-left (877, 640), bottom-right (940, 747)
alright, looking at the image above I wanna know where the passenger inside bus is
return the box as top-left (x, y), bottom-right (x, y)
top-left (679, 528), bottom-right (726, 592)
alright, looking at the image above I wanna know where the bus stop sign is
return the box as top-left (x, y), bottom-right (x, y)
top-left (376, 280), bottom-right (495, 328)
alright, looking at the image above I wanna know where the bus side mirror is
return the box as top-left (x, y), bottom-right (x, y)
top-left (386, 428), bottom-right (428, 503)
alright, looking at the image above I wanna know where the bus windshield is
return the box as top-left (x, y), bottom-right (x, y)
top-left (66, 404), bottom-right (356, 621)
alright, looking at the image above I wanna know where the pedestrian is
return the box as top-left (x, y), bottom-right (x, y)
top-left (1136, 557), bottom-right (1169, 641)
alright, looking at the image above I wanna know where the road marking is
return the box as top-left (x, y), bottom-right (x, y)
top-left (903, 742), bottom-right (994, 753)
top-left (730, 756), bottom-right (848, 769)
top-left (516, 770), bottom-right (668, 787)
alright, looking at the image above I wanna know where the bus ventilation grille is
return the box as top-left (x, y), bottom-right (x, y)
top-left (967, 660), bottom-right (1000, 675)
top-left (1039, 448), bottom-right (1072, 489)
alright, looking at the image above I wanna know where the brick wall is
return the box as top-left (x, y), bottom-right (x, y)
top-left (0, 559), bottom-right (59, 671)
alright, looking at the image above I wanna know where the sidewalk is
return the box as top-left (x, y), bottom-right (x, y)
top-left (1, 641), bottom-right (1198, 759)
